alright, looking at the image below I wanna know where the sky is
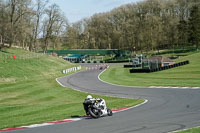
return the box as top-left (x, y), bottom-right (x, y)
top-left (50, 0), bottom-right (144, 23)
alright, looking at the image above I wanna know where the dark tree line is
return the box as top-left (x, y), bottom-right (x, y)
top-left (0, 0), bottom-right (200, 53)
top-left (65, 0), bottom-right (200, 52)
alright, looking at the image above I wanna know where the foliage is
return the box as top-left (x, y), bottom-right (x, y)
top-left (0, 0), bottom-right (200, 52)
top-left (64, 0), bottom-right (200, 52)
top-left (0, 0), bottom-right (67, 52)
top-left (188, 3), bottom-right (200, 50)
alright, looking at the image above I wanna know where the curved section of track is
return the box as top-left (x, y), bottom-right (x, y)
top-left (9, 65), bottom-right (200, 133)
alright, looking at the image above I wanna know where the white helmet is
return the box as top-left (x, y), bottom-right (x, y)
top-left (86, 95), bottom-right (92, 99)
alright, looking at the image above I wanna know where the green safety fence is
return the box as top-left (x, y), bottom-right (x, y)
top-left (38, 49), bottom-right (131, 56)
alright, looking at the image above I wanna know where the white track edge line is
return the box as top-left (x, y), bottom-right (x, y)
top-left (98, 67), bottom-right (200, 89)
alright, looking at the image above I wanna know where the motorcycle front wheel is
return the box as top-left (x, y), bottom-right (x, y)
top-left (107, 108), bottom-right (113, 116)
top-left (88, 108), bottom-right (101, 119)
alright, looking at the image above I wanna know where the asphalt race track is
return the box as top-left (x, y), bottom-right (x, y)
top-left (6, 64), bottom-right (200, 133)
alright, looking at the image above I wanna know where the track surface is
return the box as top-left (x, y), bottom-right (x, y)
top-left (7, 64), bottom-right (200, 133)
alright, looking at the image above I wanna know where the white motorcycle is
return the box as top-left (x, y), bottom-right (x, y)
top-left (84, 98), bottom-right (113, 118)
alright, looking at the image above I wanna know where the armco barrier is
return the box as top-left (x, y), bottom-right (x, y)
top-left (62, 66), bottom-right (81, 74)
top-left (130, 60), bottom-right (189, 73)
top-left (130, 69), bottom-right (150, 73)
top-left (124, 64), bottom-right (141, 68)
top-left (105, 60), bottom-right (129, 63)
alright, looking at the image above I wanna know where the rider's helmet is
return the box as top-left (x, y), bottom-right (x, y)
top-left (86, 95), bottom-right (92, 99)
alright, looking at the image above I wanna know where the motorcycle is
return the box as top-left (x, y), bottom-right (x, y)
top-left (84, 98), bottom-right (113, 119)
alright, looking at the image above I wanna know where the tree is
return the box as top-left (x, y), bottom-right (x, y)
top-left (177, 20), bottom-right (188, 48)
top-left (0, 0), bottom-right (8, 50)
top-left (51, 14), bottom-right (67, 52)
top-left (42, 4), bottom-right (61, 53)
top-left (0, 0), bottom-right (67, 52)
top-left (7, 0), bottom-right (32, 47)
top-left (188, 4), bottom-right (200, 50)
top-left (30, 0), bottom-right (48, 51)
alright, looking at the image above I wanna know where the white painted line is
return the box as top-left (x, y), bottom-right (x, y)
top-left (97, 67), bottom-right (142, 88)
top-left (148, 86), bottom-right (200, 89)
top-left (64, 118), bottom-right (82, 121)
top-left (22, 123), bottom-right (54, 128)
top-left (112, 99), bottom-right (148, 113)
top-left (98, 67), bottom-right (200, 90)
top-left (55, 78), bottom-right (66, 88)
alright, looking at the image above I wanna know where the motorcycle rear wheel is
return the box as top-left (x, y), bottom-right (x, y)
top-left (88, 108), bottom-right (101, 119)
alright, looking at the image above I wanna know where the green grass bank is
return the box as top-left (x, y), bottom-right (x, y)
top-left (0, 48), bottom-right (144, 129)
top-left (100, 51), bottom-right (200, 87)
top-left (177, 127), bottom-right (200, 133)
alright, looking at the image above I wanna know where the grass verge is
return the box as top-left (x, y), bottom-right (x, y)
top-left (0, 48), bottom-right (144, 129)
top-left (100, 52), bottom-right (200, 87)
top-left (176, 127), bottom-right (200, 133)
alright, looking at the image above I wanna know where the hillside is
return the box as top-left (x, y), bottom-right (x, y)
top-left (0, 48), bottom-right (75, 83)
top-left (0, 48), bottom-right (143, 129)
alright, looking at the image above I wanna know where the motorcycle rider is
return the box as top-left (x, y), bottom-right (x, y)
top-left (83, 95), bottom-right (107, 116)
